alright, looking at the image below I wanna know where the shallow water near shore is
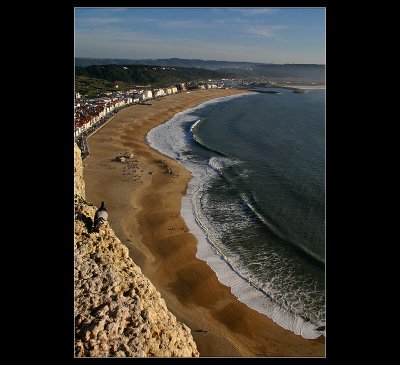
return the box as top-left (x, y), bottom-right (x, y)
top-left (147, 89), bottom-right (325, 339)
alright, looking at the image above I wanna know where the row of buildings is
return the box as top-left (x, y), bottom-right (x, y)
top-left (74, 84), bottom-right (186, 139)
top-left (74, 82), bottom-right (226, 141)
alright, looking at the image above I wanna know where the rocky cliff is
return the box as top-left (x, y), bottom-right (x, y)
top-left (74, 144), bottom-right (85, 199)
top-left (74, 144), bottom-right (199, 357)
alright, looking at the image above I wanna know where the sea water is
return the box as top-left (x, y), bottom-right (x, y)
top-left (147, 88), bottom-right (325, 339)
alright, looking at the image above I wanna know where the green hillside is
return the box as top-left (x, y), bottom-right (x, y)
top-left (75, 64), bottom-right (231, 95)
top-left (75, 58), bottom-right (325, 83)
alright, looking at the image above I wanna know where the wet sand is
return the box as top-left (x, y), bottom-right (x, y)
top-left (82, 89), bottom-right (325, 357)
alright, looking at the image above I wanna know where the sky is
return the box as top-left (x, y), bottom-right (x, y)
top-left (75, 7), bottom-right (325, 64)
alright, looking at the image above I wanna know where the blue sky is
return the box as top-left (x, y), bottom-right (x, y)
top-left (75, 8), bottom-right (325, 64)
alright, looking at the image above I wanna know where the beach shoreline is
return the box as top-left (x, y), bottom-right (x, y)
top-left (285, 84), bottom-right (326, 89)
top-left (82, 89), bottom-right (325, 357)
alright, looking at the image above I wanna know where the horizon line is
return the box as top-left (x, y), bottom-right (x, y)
top-left (75, 57), bottom-right (325, 66)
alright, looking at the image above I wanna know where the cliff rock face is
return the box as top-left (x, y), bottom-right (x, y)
top-left (74, 144), bottom-right (199, 357)
top-left (74, 144), bottom-right (85, 198)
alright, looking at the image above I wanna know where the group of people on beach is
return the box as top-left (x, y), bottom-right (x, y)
top-left (155, 159), bottom-right (179, 178)
top-left (115, 152), bottom-right (144, 183)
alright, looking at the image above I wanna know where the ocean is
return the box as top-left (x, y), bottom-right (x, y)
top-left (147, 88), bottom-right (325, 339)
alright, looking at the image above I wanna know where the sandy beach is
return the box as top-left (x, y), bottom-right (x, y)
top-left (82, 89), bottom-right (325, 357)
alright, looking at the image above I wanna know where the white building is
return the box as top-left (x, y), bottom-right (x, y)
top-left (143, 90), bottom-right (153, 100)
top-left (153, 89), bottom-right (166, 98)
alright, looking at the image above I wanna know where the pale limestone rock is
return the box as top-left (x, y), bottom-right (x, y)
top-left (74, 144), bottom-right (85, 199)
top-left (74, 144), bottom-right (199, 358)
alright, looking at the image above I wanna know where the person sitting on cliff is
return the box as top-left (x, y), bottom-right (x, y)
top-left (93, 201), bottom-right (108, 232)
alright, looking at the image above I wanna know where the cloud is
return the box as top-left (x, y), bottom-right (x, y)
top-left (246, 25), bottom-right (287, 38)
top-left (75, 17), bottom-right (123, 28)
top-left (162, 20), bottom-right (208, 28)
top-left (230, 8), bottom-right (279, 16)
top-left (136, 17), bottom-right (159, 23)
top-left (74, 27), bottom-right (318, 63)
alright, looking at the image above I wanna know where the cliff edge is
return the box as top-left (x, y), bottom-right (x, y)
top-left (74, 144), bottom-right (85, 199)
top-left (74, 144), bottom-right (199, 357)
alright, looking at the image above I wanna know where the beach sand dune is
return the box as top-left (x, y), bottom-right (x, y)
top-left (83, 89), bottom-right (325, 357)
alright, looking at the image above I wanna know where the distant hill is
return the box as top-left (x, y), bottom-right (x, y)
top-left (76, 64), bottom-right (229, 84)
top-left (75, 58), bottom-right (325, 83)
top-left (75, 57), bottom-right (261, 70)
top-left (218, 64), bottom-right (325, 83)
top-left (75, 64), bottom-right (232, 96)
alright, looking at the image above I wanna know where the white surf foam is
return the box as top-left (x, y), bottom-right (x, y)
top-left (146, 93), bottom-right (250, 159)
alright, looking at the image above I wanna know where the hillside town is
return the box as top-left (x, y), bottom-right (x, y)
top-left (74, 81), bottom-right (228, 158)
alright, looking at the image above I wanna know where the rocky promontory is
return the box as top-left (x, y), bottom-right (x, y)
top-left (74, 144), bottom-right (199, 357)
